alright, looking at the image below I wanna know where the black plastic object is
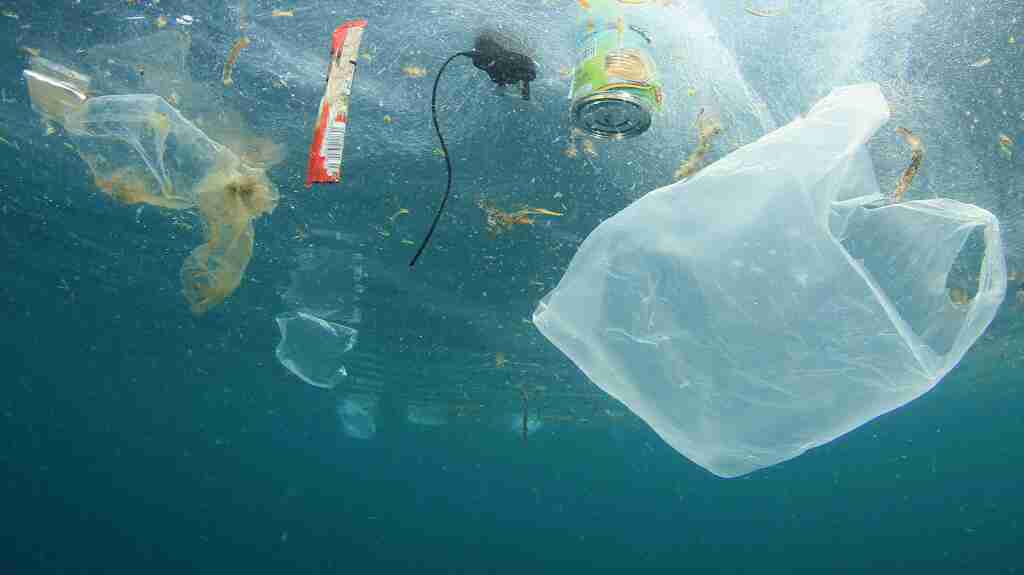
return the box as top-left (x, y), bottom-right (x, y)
top-left (409, 34), bottom-right (538, 267)
top-left (470, 35), bottom-right (538, 100)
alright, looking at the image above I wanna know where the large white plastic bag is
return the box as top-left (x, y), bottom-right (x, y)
top-left (533, 84), bottom-right (1006, 478)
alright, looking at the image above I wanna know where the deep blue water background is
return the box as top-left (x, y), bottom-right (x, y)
top-left (3, 302), bottom-right (1022, 573)
top-left (2, 0), bottom-right (1023, 573)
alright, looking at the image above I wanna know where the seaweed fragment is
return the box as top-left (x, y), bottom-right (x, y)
top-left (673, 108), bottom-right (722, 182)
top-left (892, 127), bottom-right (924, 202)
top-left (478, 199), bottom-right (563, 236)
top-left (222, 36), bottom-right (250, 87)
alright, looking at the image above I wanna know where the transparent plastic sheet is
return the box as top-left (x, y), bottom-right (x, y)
top-left (275, 311), bottom-right (359, 389)
top-left (533, 84), bottom-right (1007, 478)
top-left (337, 394), bottom-right (378, 439)
top-left (281, 245), bottom-right (367, 325)
top-left (23, 56), bottom-right (91, 122)
top-left (64, 94), bottom-right (226, 209)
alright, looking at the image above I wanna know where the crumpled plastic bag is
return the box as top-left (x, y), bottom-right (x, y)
top-left (62, 94), bottom-right (279, 314)
top-left (533, 83), bottom-right (1007, 478)
top-left (24, 67), bottom-right (278, 315)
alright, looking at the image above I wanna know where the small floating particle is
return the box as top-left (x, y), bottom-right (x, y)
top-left (20, 46), bottom-right (40, 57)
top-left (155, 15), bottom-right (168, 29)
top-left (402, 66), bottom-right (428, 78)
top-left (383, 115), bottom-right (392, 124)
top-left (176, 14), bottom-right (194, 26)
top-left (581, 139), bottom-right (597, 158)
top-left (272, 9), bottom-right (294, 17)
top-left (969, 57), bottom-right (991, 68)
top-left (949, 287), bottom-right (971, 306)
top-left (999, 133), bottom-right (1014, 159)
top-left (744, 2), bottom-right (787, 17)
top-left (2, 9), bottom-right (18, 19)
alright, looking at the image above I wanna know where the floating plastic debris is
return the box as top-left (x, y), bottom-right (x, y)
top-left (306, 20), bottom-right (367, 187)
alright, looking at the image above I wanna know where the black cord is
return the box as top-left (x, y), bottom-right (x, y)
top-left (409, 51), bottom-right (477, 267)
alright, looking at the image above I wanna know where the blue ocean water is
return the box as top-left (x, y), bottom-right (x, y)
top-left (2, 0), bottom-right (1022, 572)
